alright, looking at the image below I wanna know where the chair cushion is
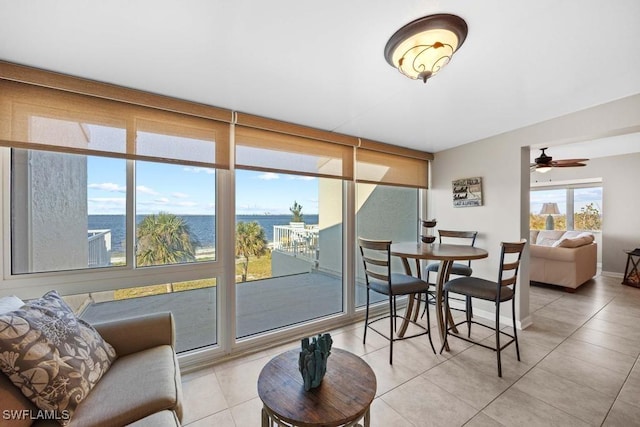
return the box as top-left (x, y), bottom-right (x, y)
top-left (369, 273), bottom-right (429, 296)
top-left (126, 410), bottom-right (180, 427)
top-left (425, 262), bottom-right (472, 277)
top-left (444, 277), bottom-right (514, 302)
top-left (63, 345), bottom-right (181, 427)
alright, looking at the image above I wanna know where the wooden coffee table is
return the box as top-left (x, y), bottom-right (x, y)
top-left (257, 348), bottom-right (376, 427)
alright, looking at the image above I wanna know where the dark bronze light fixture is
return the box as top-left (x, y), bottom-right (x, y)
top-left (384, 14), bottom-right (468, 83)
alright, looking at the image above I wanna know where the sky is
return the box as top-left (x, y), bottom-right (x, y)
top-left (82, 122), bottom-right (321, 216)
top-left (530, 187), bottom-right (602, 215)
top-left (87, 157), bottom-right (319, 216)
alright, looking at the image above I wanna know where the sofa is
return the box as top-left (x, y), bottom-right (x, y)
top-left (0, 293), bottom-right (183, 427)
top-left (529, 230), bottom-right (597, 291)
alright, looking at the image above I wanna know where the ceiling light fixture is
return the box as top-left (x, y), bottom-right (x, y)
top-left (384, 14), bottom-right (468, 83)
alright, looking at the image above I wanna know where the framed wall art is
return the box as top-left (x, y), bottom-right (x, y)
top-left (452, 177), bottom-right (483, 207)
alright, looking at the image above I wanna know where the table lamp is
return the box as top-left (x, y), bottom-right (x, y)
top-left (540, 202), bottom-right (560, 230)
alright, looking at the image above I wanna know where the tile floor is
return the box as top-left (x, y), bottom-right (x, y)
top-left (180, 275), bottom-right (640, 426)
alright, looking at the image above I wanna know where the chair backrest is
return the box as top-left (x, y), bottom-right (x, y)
top-left (438, 230), bottom-right (478, 266)
top-left (438, 230), bottom-right (478, 245)
top-left (497, 239), bottom-right (527, 291)
top-left (358, 237), bottom-right (392, 287)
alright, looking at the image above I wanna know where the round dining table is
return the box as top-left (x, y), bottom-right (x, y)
top-left (390, 241), bottom-right (488, 350)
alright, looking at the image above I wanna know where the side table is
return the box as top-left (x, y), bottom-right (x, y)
top-left (622, 249), bottom-right (640, 288)
top-left (257, 348), bottom-right (376, 427)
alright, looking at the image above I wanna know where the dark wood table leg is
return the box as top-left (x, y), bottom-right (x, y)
top-left (436, 260), bottom-right (458, 351)
top-left (397, 256), bottom-right (421, 337)
top-left (410, 259), bottom-right (423, 322)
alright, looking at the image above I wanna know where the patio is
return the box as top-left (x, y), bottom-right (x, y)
top-left (80, 271), bottom-right (384, 353)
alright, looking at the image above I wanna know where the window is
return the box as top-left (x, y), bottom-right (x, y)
top-left (354, 144), bottom-right (426, 308)
top-left (529, 188), bottom-right (567, 231)
top-left (10, 149), bottom-right (220, 350)
top-left (530, 185), bottom-right (602, 231)
top-left (67, 278), bottom-right (218, 353)
top-left (573, 187), bottom-right (603, 231)
top-left (355, 183), bottom-right (419, 307)
top-left (11, 150), bottom-right (126, 274)
top-left (1, 64), bottom-right (433, 361)
top-left (235, 170), bottom-right (343, 338)
top-left (233, 118), bottom-right (353, 339)
top-left (11, 154), bottom-right (217, 274)
top-left (2, 73), bottom-right (230, 354)
top-left (135, 161), bottom-right (216, 267)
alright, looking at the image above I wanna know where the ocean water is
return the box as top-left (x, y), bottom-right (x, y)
top-left (88, 214), bottom-right (319, 253)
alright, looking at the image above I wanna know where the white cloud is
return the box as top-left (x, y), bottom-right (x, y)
top-left (155, 197), bottom-right (170, 204)
top-left (136, 185), bottom-right (159, 195)
top-left (172, 192), bottom-right (189, 199)
top-left (287, 175), bottom-right (316, 181)
top-left (175, 202), bottom-right (199, 208)
top-left (88, 197), bottom-right (126, 205)
top-left (258, 172), bottom-right (279, 180)
top-left (88, 182), bottom-right (125, 193)
top-left (183, 166), bottom-right (215, 174)
top-left (87, 197), bottom-right (126, 214)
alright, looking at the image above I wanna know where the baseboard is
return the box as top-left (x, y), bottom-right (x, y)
top-left (601, 271), bottom-right (623, 279)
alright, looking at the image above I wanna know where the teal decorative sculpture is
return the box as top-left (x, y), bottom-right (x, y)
top-left (298, 333), bottom-right (333, 391)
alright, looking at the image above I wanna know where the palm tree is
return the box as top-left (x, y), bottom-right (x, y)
top-left (236, 221), bottom-right (268, 282)
top-left (136, 212), bottom-right (198, 268)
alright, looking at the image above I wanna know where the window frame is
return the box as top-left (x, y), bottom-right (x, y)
top-left (530, 179), bottom-right (603, 232)
top-left (0, 62), bottom-right (432, 365)
top-left (2, 149), bottom-right (224, 296)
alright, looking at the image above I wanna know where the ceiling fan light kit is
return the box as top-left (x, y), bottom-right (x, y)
top-left (531, 148), bottom-right (589, 173)
top-left (384, 14), bottom-right (468, 83)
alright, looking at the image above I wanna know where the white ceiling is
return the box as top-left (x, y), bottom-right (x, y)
top-left (1, 0), bottom-right (639, 155)
top-left (530, 133), bottom-right (640, 163)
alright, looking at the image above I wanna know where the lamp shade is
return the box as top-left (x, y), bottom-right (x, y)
top-left (384, 14), bottom-right (468, 83)
top-left (539, 203), bottom-right (560, 215)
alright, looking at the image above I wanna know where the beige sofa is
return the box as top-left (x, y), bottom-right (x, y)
top-left (1, 312), bottom-right (183, 427)
top-left (529, 230), bottom-right (597, 291)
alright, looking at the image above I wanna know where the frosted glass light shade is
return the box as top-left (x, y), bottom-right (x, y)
top-left (384, 14), bottom-right (468, 83)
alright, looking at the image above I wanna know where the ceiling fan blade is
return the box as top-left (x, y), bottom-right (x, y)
top-left (532, 149), bottom-right (589, 171)
top-left (550, 162), bottom-right (587, 167)
top-left (551, 158), bottom-right (589, 164)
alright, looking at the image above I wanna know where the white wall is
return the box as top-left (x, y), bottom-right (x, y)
top-left (430, 138), bottom-right (530, 325)
top-left (430, 93), bottom-right (640, 328)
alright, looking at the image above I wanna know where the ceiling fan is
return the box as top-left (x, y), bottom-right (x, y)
top-left (530, 148), bottom-right (589, 173)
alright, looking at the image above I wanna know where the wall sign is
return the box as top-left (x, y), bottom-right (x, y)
top-left (452, 177), bottom-right (483, 207)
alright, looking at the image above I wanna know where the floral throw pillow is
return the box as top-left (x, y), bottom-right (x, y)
top-left (0, 291), bottom-right (117, 425)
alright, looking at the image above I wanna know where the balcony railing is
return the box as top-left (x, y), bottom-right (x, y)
top-left (88, 229), bottom-right (112, 267)
top-left (272, 224), bottom-right (319, 263)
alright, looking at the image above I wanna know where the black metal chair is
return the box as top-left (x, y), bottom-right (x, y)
top-left (439, 239), bottom-right (527, 377)
top-left (421, 230), bottom-right (478, 316)
top-left (358, 237), bottom-right (436, 364)
top-left (424, 230), bottom-right (478, 284)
